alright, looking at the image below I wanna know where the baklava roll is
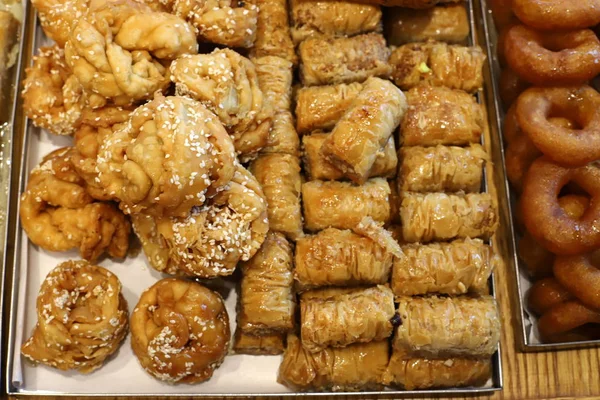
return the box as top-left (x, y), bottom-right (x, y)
top-left (290, 0), bottom-right (382, 44)
top-left (249, 0), bottom-right (297, 65)
top-left (295, 82), bottom-right (362, 134)
top-left (302, 179), bottom-right (391, 231)
top-left (390, 41), bottom-right (485, 92)
top-left (400, 192), bottom-right (498, 243)
top-left (385, 4), bottom-right (469, 46)
top-left (238, 232), bottom-right (295, 335)
top-left (392, 238), bottom-right (498, 296)
top-left (295, 228), bottom-right (393, 288)
top-left (249, 154), bottom-right (303, 240)
top-left (383, 350), bottom-right (492, 390)
top-left (303, 133), bottom-right (397, 181)
top-left (400, 86), bottom-right (484, 146)
top-left (394, 296), bottom-right (501, 358)
top-left (399, 145), bottom-right (487, 193)
top-left (300, 285), bottom-right (395, 352)
top-left (261, 111), bottom-right (300, 156)
top-left (254, 55), bottom-right (293, 113)
top-left (278, 334), bottom-right (389, 391)
top-left (232, 328), bottom-right (285, 355)
top-left (351, 0), bottom-right (462, 7)
top-left (298, 33), bottom-right (392, 86)
top-left (320, 77), bottom-right (406, 183)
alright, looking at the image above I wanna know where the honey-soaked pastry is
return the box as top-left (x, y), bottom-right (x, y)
top-left (399, 145), bottom-right (488, 193)
top-left (261, 111), bottom-right (300, 156)
top-left (390, 41), bottom-right (485, 92)
top-left (385, 4), bottom-right (469, 46)
top-left (392, 238), bottom-right (497, 297)
top-left (131, 278), bottom-right (230, 384)
top-left (298, 33), bottom-right (392, 86)
top-left (303, 133), bottom-right (397, 181)
top-left (400, 192), bottom-right (498, 243)
top-left (232, 328), bottom-right (285, 355)
top-left (22, 45), bottom-right (84, 136)
top-left (31, 0), bottom-right (88, 47)
top-left (278, 333), bottom-right (389, 391)
top-left (64, 0), bottom-right (197, 106)
top-left (383, 349), bottom-right (492, 390)
top-left (253, 56), bottom-right (293, 114)
top-left (96, 94), bottom-right (236, 217)
top-left (249, 0), bottom-right (297, 65)
top-left (290, 0), bottom-right (382, 44)
top-left (295, 228), bottom-right (393, 288)
top-left (401, 86), bottom-right (484, 146)
top-left (353, 215), bottom-right (403, 258)
top-left (295, 82), bottom-right (362, 134)
top-left (394, 296), bottom-right (501, 358)
top-left (20, 148), bottom-right (131, 261)
top-left (321, 77), bottom-right (406, 184)
top-left (238, 232), bottom-right (295, 335)
top-left (302, 179), bottom-right (391, 231)
top-left (21, 260), bottom-right (128, 373)
top-left (352, 0), bottom-right (461, 7)
top-left (249, 154), bottom-right (303, 240)
top-left (170, 49), bottom-right (272, 158)
top-left (300, 285), bottom-right (395, 352)
top-left (132, 164), bottom-right (269, 278)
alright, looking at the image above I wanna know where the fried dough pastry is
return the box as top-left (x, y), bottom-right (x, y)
top-left (31, 0), bottom-right (88, 47)
top-left (22, 45), bottom-right (84, 136)
top-left (390, 41), bottom-right (485, 92)
top-left (261, 111), bottom-right (300, 156)
top-left (132, 164), bottom-right (269, 278)
top-left (232, 328), bottom-right (285, 355)
top-left (21, 260), bottom-right (128, 373)
top-left (131, 278), bottom-right (230, 383)
top-left (238, 232), bottom-right (295, 335)
top-left (298, 33), bottom-right (392, 86)
top-left (20, 148), bottom-right (131, 261)
top-left (170, 50), bottom-right (272, 159)
top-left (278, 333), bottom-right (389, 391)
top-left (249, 154), bottom-right (303, 240)
top-left (290, 0), bottom-right (382, 44)
top-left (253, 56), bottom-right (293, 114)
top-left (96, 95), bottom-right (236, 217)
top-left (354, 0), bottom-right (461, 6)
top-left (249, 0), bottom-right (296, 64)
top-left (64, 0), bottom-right (197, 106)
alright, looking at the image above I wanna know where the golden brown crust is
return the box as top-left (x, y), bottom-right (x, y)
top-left (249, 0), bottom-right (296, 64)
top-left (261, 111), bottom-right (300, 156)
top-left (232, 328), bottom-right (285, 355)
top-left (253, 56), bottom-right (293, 114)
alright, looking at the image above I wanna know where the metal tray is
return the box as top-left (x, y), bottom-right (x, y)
top-left (4, 0), bottom-right (505, 395)
top-left (479, 0), bottom-right (600, 351)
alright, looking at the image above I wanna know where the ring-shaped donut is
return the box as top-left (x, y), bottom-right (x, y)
top-left (516, 85), bottom-right (600, 167)
top-left (499, 68), bottom-right (530, 110)
top-left (512, 0), bottom-right (600, 31)
top-left (521, 158), bottom-right (600, 255)
top-left (554, 254), bottom-right (600, 310)
top-left (538, 301), bottom-right (600, 342)
top-left (504, 25), bottom-right (600, 86)
top-left (527, 277), bottom-right (573, 316)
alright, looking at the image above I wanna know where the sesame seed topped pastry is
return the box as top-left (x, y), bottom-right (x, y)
top-left (96, 94), bottom-right (237, 217)
top-left (21, 260), bottom-right (129, 373)
top-left (131, 278), bottom-right (231, 384)
top-left (31, 0), bottom-right (89, 47)
top-left (19, 148), bottom-right (131, 262)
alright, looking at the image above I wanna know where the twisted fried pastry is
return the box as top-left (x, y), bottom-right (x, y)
top-left (20, 148), bottom-right (131, 261)
top-left (31, 0), bottom-right (88, 47)
top-left (96, 94), bottom-right (236, 217)
top-left (21, 260), bottom-right (128, 373)
top-left (131, 278), bottom-right (230, 383)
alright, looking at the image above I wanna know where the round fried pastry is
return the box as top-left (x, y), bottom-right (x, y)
top-left (512, 0), bottom-right (600, 31)
top-left (538, 301), bottom-right (600, 342)
top-left (527, 278), bottom-right (574, 316)
top-left (554, 254), bottom-right (600, 310)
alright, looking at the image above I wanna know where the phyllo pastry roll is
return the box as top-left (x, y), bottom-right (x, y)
top-left (350, 0), bottom-right (461, 6)
top-left (261, 112), bottom-right (300, 156)
top-left (304, 132), bottom-right (397, 181)
top-left (400, 192), bottom-right (498, 243)
top-left (300, 285), bottom-right (395, 352)
top-left (238, 232), bottom-right (295, 335)
top-left (250, 154), bottom-right (303, 240)
top-left (295, 82), bottom-right (362, 134)
top-left (21, 260), bottom-right (128, 373)
top-left (400, 86), bottom-right (484, 146)
top-left (389, 41), bottom-right (485, 92)
top-left (249, 0), bottom-right (297, 65)
top-left (394, 296), bottom-right (501, 358)
top-left (385, 4), bottom-right (469, 46)
top-left (290, 0), bottom-right (382, 44)
top-left (383, 350), bottom-right (492, 390)
top-left (399, 145), bottom-right (488, 193)
top-left (232, 328), bottom-right (285, 355)
top-left (392, 238), bottom-right (498, 296)
top-left (320, 77), bottom-right (407, 184)
top-left (302, 179), bottom-right (391, 231)
top-left (278, 333), bottom-right (389, 391)
top-left (298, 33), bottom-right (392, 86)
top-left (254, 56), bottom-right (293, 114)
top-left (131, 278), bottom-right (230, 384)
top-left (295, 228), bottom-right (393, 288)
